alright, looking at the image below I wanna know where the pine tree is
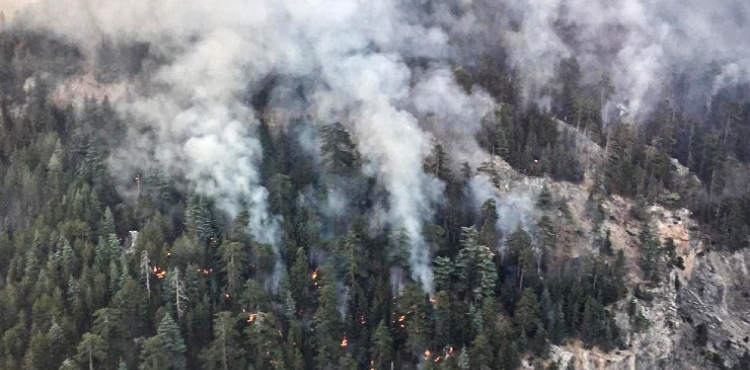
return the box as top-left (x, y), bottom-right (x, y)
top-left (506, 225), bottom-right (532, 290)
top-left (515, 288), bottom-right (539, 335)
top-left (220, 242), bottom-right (246, 297)
top-left (479, 198), bottom-right (498, 248)
top-left (456, 227), bottom-right (497, 301)
top-left (321, 122), bottom-right (360, 175)
top-left (433, 256), bottom-right (455, 292)
top-left (457, 347), bottom-right (469, 370)
top-left (75, 333), bottom-right (106, 370)
top-left (200, 312), bottom-right (246, 370)
top-left (468, 334), bottom-right (493, 370)
top-left (434, 291), bottom-right (453, 348)
top-left (91, 308), bottom-right (124, 369)
top-left (165, 268), bottom-right (187, 318)
top-left (638, 222), bottom-right (661, 282)
top-left (139, 313), bottom-right (186, 370)
top-left (537, 185), bottom-right (553, 210)
top-left (289, 247), bottom-right (310, 311)
top-left (425, 142), bottom-right (451, 181)
top-left (371, 320), bottom-right (394, 370)
top-left (313, 271), bottom-right (344, 369)
top-left (139, 250), bottom-right (150, 296)
top-left (537, 215), bottom-right (557, 251)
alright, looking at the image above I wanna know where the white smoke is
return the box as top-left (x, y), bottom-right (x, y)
top-left (17, 0), bottom-right (750, 293)
top-left (468, 174), bottom-right (538, 247)
top-left (411, 69), bottom-right (495, 168)
top-left (434, 0), bottom-right (750, 120)
top-left (17, 0), bottom-right (497, 292)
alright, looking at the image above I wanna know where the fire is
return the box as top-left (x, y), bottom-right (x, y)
top-left (224, 293), bottom-right (230, 299)
top-left (429, 296), bottom-right (437, 304)
top-left (151, 266), bottom-right (167, 279)
top-left (398, 315), bottom-right (406, 322)
top-left (197, 268), bottom-right (213, 276)
top-left (423, 350), bottom-right (431, 360)
top-left (340, 337), bottom-right (348, 348)
top-left (247, 313), bottom-right (257, 323)
top-left (434, 356), bottom-right (442, 363)
top-left (360, 316), bottom-right (366, 325)
top-left (311, 269), bottom-right (318, 280)
top-left (166, 251), bottom-right (172, 257)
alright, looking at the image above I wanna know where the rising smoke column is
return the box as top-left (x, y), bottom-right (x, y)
top-left (18, 0), bottom-right (498, 292)
top-left (428, 0), bottom-right (750, 120)
top-left (25, 0), bottom-right (750, 292)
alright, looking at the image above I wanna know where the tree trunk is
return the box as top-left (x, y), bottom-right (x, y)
top-left (221, 322), bottom-right (228, 370)
top-left (88, 340), bottom-right (93, 370)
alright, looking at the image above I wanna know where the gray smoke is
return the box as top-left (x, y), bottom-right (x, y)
top-left (432, 0), bottom-right (750, 120)
top-left (469, 174), bottom-right (538, 247)
top-left (16, 0), bottom-right (497, 293)
top-left (14, 0), bottom-right (750, 293)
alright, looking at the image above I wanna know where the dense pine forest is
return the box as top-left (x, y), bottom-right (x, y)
top-left (1, 2), bottom-right (750, 370)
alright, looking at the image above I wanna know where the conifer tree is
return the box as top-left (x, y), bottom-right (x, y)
top-left (200, 312), bottom-right (246, 370)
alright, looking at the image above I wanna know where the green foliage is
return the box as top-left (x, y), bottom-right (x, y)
top-left (200, 312), bottom-right (246, 370)
top-left (537, 185), bottom-right (553, 210)
top-left (638, 223), bottom-right (662, 282)
top-left (7, 31), bottom-right (741, 370)
top-left (456, 227), bottom-right (497, 301)
top-left (321, 122), bottom-right (360, 175)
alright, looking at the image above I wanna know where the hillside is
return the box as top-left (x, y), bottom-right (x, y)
top-left (0, 2), bottom-right (750, 370)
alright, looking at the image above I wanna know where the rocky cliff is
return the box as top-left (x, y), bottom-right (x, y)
top-left (481, 136), bottom-right (750, 369)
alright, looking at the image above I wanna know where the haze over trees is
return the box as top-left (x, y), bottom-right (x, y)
top-left (0, 0), bottom-right (749, 369)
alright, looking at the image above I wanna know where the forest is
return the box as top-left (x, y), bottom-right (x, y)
top-left (0, 8), bottom-right (749, 370)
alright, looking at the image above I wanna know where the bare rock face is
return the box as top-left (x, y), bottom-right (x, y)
top-left (480, 137), bottom-right (750, 370)
top-left (548, 202), bottom-right (750, 369)
top-left (567, 240), bottom-right (750, 370)
top-left (675, 248), bottom-right (750, 369)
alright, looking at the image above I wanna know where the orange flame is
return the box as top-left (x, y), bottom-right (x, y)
top-left (311, 269), bottom-right (318, 280)
top-left (423, 350), bottom-right (431, 360)
top-left (341, 337), bottom-right (348, 348)
top-left (247, 313), bottom-right (257, 323)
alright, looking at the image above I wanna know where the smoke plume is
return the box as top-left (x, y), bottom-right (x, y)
top-left (15, 0), bottom-right (496, 292)
top-left (428, 0), bottom-right (750, 120)
top-left (12, 0), bottom-right (750, 292)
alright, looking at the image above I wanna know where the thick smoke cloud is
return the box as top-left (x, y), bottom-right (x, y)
top-left (14, 0), bottom-right (750, 292)
top-left (17, 0), bottom-right (495, 292)
top-left (430, 0), bottom-right (750, 120)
